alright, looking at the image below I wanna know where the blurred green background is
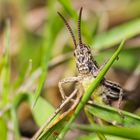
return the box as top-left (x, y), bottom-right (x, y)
top-left (0, 0), bottom-right (140, 139)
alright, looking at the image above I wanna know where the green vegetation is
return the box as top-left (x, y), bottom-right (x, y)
top-left (0, 0), bottom-right (140, 140)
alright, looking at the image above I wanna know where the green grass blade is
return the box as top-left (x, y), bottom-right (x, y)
top-left (74, 124), bottom-right (140, 140)
top-left (58, 0), bottom-right (76, 18)
top-left (84, 107), bottom-right (107, 140)
top-left (86, 103), bottom-right (140, 127)
top-left (12, 92), bottom-right (55, 128)
top-left (77, 134), bottom-right (131, 140)
top-left (37, 111), bottom-right (74, 140)
top-left (11, 107), bottom-right (21, 140)
top-left (29, 93), bottom-right (55, 126)
top-left (0, 117), bottom-right (7, 140)
top-left (32, 69), bottom-right (47, 108)
top-left (57, 40), bottom-right (125, 139)
top-left (1, 20), bottom-right (11, 104)
top-left (32, 1), bottom-right (57, 108)
top-left (92, 19), bottom-right (140, 49)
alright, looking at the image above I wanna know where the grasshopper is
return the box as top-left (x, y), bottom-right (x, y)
top-left (58, 7), bottom-right (123, 107)
top-left (33, 7), bottom-right (124, 139)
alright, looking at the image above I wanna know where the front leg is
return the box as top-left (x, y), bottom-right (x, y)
top-left (58, 76), bottom-right (81, 100)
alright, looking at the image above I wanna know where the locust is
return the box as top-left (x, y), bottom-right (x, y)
top-left (58, 7), bottom-right (123, 108)
top-left (33, 7), bottom-right (124, 139)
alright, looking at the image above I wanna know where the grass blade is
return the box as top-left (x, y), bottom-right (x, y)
top-left (74, 124), bottom-right (140, 140)
top-left (86, 103), bottom-right (140, 127)
top-left (58, 0), bottom-right (76, 18)
top-left (92, 19), bottom-right (140, 49)
top-left (32, 1), bottom-right (57, 108)
top-left (0, 117), bottom-right (7, 140)
top-left (11, 107), bottom-right (21, 139)
top-left (1, 20), bottom-right (11, 104)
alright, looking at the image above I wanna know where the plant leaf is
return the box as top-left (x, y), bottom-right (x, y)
top-left (29, 94), bottom-right (55, 126)
top-left (86, 103), bottom-right (140, 127)
top-left (0, 117), bottom-right (7, 140)
top-left (92, 19), bottom-right (140, 49)
top-left (13, 93), bottom-right (55, 127)
top-left (74, 124), bottom-right (140, 140)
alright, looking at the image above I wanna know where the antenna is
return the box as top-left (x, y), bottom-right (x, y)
top-left (78, 7), bottom-right (83, 45)
top-left (57, 12), bottom-right (77, 48)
